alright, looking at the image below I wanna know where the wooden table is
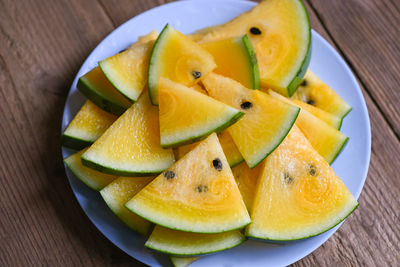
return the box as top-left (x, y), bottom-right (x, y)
top-left (1, 0), bottom-right (399, 266)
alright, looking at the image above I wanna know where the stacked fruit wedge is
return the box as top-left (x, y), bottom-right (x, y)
top-left (62, 0), bottom-right (356, 266)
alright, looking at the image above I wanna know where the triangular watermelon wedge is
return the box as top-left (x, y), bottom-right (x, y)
top-left (125, 133), bottom-right (251, 233)
top-left (246, 126), bottom-right (358, 241)
top-left (81, 91), bottom-right (175, 176)
top-left (203, 73), bottom-right (300, 168)
top-left (158, 78), bottom-right (244, 148)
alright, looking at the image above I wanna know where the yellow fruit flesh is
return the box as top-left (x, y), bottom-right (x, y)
top-left (247, 126), bottom-right (357, 240)
top-left (159, 78), bottom-right (243, 148)
top-left (268, 90), bottom-right (342, 129)
top-left (63, 100), bottom-right (117, 143)
top-left (64, 149), bottom-right (116, 191)
top-left (176, 131), bottom-right (243, 167)
top-left (81, 67), bottom-right (132, 108)
top-left (269, 90), bottom-right (348, 164)
top-left (192, 0), bottom-right (310, 95)
top-left (100, 177), bottom-right (154, 235)
top-left (126, 133), bottom-right (250, 233)
top-left (201, 36), bottom-right (257, 89)
top-left (148, 25), bottom-right (216, 105)
top-left (82, 92), bottom-right (175, 175)
top-left (146, 225), bottom-right (245, 256)
top-left (291, 70), bottom-right (352, 118)
top-left (99, 33), bottom-right (157, 101)
top-left (203, 73), bottom-right (299, 168)
top-left (232, 162), bottom-right (263, 212)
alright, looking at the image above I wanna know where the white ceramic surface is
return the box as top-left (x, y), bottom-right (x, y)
top-left (61, 1), bottom-right (371, 266)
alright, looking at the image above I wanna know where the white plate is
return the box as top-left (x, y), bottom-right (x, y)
top-left (61, 0), bottom-right (371, 266)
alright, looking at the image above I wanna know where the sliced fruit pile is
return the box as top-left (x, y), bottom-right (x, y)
top-left (62, 0), bottom-right (356, 265)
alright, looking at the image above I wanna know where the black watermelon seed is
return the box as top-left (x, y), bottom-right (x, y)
top-left (307, 99), bottom-right (315, 105)
top-left (250, 27), bottom-right (262, 35)
top-left (164, 171), bottom-right (175, 180)
top-left (192, 71), bottom-right (202, 79)
top-left (284, 172), bottom-right (294, 184)
top-left (212, 158), bottom-right (223, 171)
top-left (301, 80), bottom-right (308, 86)
top-left (309, 165), bottom-right (317, 176)
top-left (119, 49), bottom-right (127, 54)
top-left (240, 101), bottom-right (253, 110)
top-left (196, 185), bottom-right (208, 193)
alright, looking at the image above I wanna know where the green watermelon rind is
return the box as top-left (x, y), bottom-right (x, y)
top-left (80, 155), bottom-right (170, 177)
top-left (124, 202), bottom-right (251, 234)
top-left (328, 136), bottom-right (349, 165)
top-left (148, 24), bottom-right (171, 105)
top-left (241, 34), bottom-right (260, 90)
top-left (99, 189), bottom-right (153, 236)
top-left (61, 133), bottom-right (93, 150)
top-left (170, 256), bottom-right (200, 267)
top-left (246, 201), bottom-right (358, 242)
top-left (161, 111), bottom-right (245, 149)
top-left (77, 77), bottom-right (130, 116)
top-left (145, 232), bottom-right (246, 257)
top-left (247, 106), bottom-right (300, 169)
top-left (64, 156), bottom-right (112, 191)
top-left (286, 0), bottom-right (312, 97)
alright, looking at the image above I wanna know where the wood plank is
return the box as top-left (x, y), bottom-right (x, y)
top-left (0, 0), bottom-right (140, 266)
top-left (307, 0), bottom-right (400, 139)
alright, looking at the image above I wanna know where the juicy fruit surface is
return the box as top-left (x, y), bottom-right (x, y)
top-left (64, 149), bottom-right (116, 191)
top-left (77, 67), bottom-right (132, 115)
top-left (159, 78), bottom-right (244, 148)
top-left (62, 100), bottom-right (117, 149)
top-left (232, 162), bottom-right (263, 212)
top-left (148, 24), bottom-right (216, 105)
top-left (146, 226), bottom-right (245, 256)
top-left (126, 133), bottom-right (250, 233)
top-left (269, 89), bottom-right (342, 129)
top-left (176, 130), bottom-right (243, 167)
top-left (82, 92), bottom-right (175, 176)
top-left (203, 73), bottom-right (299, 168)
top-left (99, 33), bottom-right (157, 101)
top-left (247, 126), bottom-right (358, 241)
top-left (201, 35), bottom-right (259, 89)
top-left (170, 256), bottom-right (199, 267)
top-left (192, 0), bottom-right (311, 96)
top-left (269, 90), bottom-right (348, 164)
top-left (292, 70), bottom-right (352, 118)
top-left (100, 177), bottom-right (154, 235)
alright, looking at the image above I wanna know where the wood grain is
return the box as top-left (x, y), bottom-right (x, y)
top-left (0, 0), bottom-right (399, 266)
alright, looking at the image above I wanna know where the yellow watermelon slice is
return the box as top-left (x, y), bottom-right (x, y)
top-left (62, 100), bottom-right (117, 150)
top-left (148, 24), bottom-right (216, 105)
top-left (146, 226), bottom-right (245, 256)
top-left (203, 73), bottom-right (299, 168)
top-left (125, 133), bottom-right (250, 233)
top-left (100, 177), bottom-right (154, 235)
top-left (292, 70), bottom-right (352, 119)
top-left (246, 126), bottom-right (358, 241)
top-left (158, 78), bottom-right (244, 148)
top-left (64, 149), bottom-right (116, 191)
top-left (81, 92), bottom-right (175, 176)
top-left (175, 130), bottom-right (243, 168)
top-left (269, 90), bottom-right (348, 164)
top-left (232, 162), bottom-right (263, 212)
top-left (201, 35), bottom-right (260, 89)
top-left (191, 0), bottom-right (311, 96)
top-left (99, 32), bottom-right (158, 102)
top-left (77, 67), bottom-right (132, 115)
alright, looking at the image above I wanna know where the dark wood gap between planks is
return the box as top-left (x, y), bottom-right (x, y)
top-left (304, 0), bottom-right (400, 143)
